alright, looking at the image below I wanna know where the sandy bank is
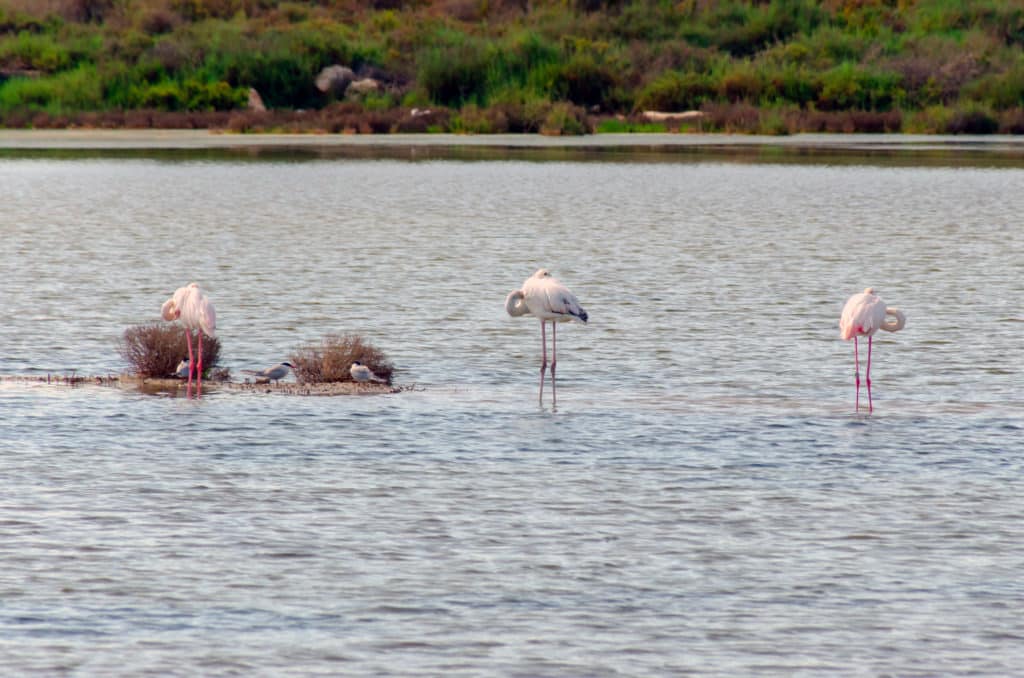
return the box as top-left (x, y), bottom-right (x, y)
top-left (2, 129), bottom-right (1024, 153)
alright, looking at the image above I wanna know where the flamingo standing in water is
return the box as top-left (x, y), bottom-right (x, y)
top-left (839, 287), bottom-right (906, 413)
top-left (162, 282), bottom-right (216, 394)
top-left (506, 268), bottom-right (588, 405)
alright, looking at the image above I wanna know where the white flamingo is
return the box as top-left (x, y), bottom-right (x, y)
top-left (839, 287), bottom-right (906, 413)
top-left (161, 282), bottom-right (216, 394)
top-left (505, 268), bottom-right (588, 404)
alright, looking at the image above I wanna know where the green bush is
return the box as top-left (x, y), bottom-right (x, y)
top-left (546, 52), bottom-right (617, 106)
top-left (486, 31), bottom-right (560, 94)
top-left (763, 64), bottom-right (818, 106)
top-left (122, 78), bottom-right (246, 111)
top-left (540, 101), bottom-right (588, 135)
top-left (636, 71), bottom-right (716, 111)
top-left (0, 31), bottom-right (71, 72)
top-left (418, 41), bottom-right (489, 107)
top-left (964, 66), bottom-right (1024, 110)
top-left (817, 62), bottom-right (902, 110)
top-left (0, 64), bottom-right (103, 111)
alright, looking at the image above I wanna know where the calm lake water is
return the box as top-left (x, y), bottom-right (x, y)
top-left (1, 137), bottom-right (1023, 676)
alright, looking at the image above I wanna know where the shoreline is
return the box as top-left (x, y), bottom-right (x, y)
top-left (2, 129), bottom-right (1024, 153)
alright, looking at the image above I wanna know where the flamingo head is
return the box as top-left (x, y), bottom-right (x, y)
top-left (533, 268), bottom-right (552, 279)
top-left (863, 287), bottom-right (875, 295)
top-left (160, 297), bottom-right (180, 321)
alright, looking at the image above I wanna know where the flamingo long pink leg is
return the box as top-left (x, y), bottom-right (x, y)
top-left (853, 336), bottom-right (861, 412)
top-left (186, 329), bottom-right (195, 387)
top-left (539, 320), bottom-right (548, 403)
top-left (551, 321), bottom-right (557, 406)
top-left (197, 331), bottom-right (204, 396)
top-left (866, 335), bottom-right (874, 413)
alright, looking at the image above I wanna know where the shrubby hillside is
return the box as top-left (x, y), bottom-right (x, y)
top-left (1, 0), bottom-right (1023, 133)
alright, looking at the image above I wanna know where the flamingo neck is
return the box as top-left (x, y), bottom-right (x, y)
top-left (505, 290), bottom-right (529, 317)
top-left (881, 307), bottom-right (906, 332)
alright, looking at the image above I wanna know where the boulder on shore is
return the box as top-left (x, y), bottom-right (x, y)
top-left (315, 65), bottom-right (355, 96)
top-left (641, 110), bottom-right (705, 122)
top-left (346, 78), bottom-right (380, 96)
top-left (247, 87), bottom-right (267, 112)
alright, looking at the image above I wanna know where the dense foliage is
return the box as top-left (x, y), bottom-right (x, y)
top-left (1, 0), bottom-right (1023, 133)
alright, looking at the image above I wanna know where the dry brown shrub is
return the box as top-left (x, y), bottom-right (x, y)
top-left (123, 110), bottom-right (155, 128)
top-left (851, 110), bottom-right (902, 133)
top-left (119, 322), bottom-right (221, 378)
top-left (289, 334), bottom-right (393, 384)
top-left (946, 109), bottom-right (999, 134)
top-left (999, 108), bottom-right (1024, 134)
top-left (701, 102), bottom-right (760, 133)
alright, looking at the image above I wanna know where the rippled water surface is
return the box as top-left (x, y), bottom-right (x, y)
top-left (2, 142), bottom-right (1023, 676)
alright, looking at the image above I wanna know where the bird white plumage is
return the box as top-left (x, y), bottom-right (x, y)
top-left (505, 268), bottom-right (588, 405)
top-left (514, 268), bottom-right (589, 324)
top-left (161, 282), bottom-right (216, 393)
top-left (161, 282), bottom-right (216, 338)
top-left (839, 287), bottom-right (905, 340)
top-left (839, 287), bottom-right (906, 413)
top-left (242, 362), bottom-right (295, 384)
top-left (350, 361), bottom-right (386, 383)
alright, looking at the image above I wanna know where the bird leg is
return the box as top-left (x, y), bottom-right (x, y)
top-left (539, 320), bottom-right (548, 404)
top-left (186, 329), bottom-right (195, 386)
top-left (197, 331), bottom-right (205, 396)
top-left (552, 324), bottom-right (558, 399)
top-left (853, 336), bottom-right (861, 412)
top-left (866, 335), bottom-right (873, 413)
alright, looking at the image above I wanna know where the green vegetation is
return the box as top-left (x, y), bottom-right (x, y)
top-left (1, 0), bottom-right (1023, 134)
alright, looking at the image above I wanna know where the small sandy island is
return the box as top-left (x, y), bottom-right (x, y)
top-left (1, 374), bottom-right (402, 396)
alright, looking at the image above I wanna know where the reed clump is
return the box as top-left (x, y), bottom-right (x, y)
top-left (118, 323), bottom-right (221, 378)
top-left (289, 333), bottom-right (393, 385)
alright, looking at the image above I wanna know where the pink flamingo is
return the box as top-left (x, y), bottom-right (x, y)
top-left (839, 287), bottom-right (905, 412)
top-left (505, 268), bottom-right (588, 405)
top-left (161, 282), bottom-right (217, 395)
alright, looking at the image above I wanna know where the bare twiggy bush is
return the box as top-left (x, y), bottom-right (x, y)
top-left (119, 323), bottom-right (221, 378)
top-left (289, 334), bottom-right (393, 384)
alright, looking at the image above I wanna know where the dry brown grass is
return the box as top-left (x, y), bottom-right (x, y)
top-left (289, 333), bottom-right (393, 384)
top-left (118, 322), bottom-right (221, 378)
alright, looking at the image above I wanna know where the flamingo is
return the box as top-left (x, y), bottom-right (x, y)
top-left (161, 282), bottom-right (216, 394)
top-left (505, 268), bottom-right (588, 405)
top-left (350, 361), bottom-right (386, 383)
top-left (839, 287), bottom-right (906, 413)
top-left (243, 362), bottom-right (295, 384)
